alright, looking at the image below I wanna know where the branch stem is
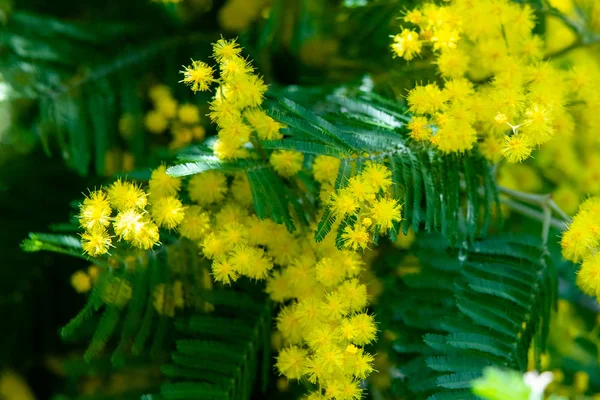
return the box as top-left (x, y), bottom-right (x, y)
top-left (500, 198), bottom-right (566, 231)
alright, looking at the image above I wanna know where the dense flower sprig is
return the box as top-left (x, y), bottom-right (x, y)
top-left (180, 38), bottom-right (292, 162)
top-left (561, 197), bottom-right (600, 300)
top-left (327, 162), bottom-right (402, 251)
top-left (391, 0), bottom-right (600, 165)
top-left (77, 166), bottom-right (185, 256)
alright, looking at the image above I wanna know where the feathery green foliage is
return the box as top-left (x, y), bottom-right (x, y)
top-left (381, 233), bottom-right (557, 400)
top-left (2, 11), bottom-right (214, 176)
top-left (159, 290), bottom-right (272, 400)
top-left (22, 232), bottom-right (272, 400)
top-left (266, 93), bottom-right (500, 244)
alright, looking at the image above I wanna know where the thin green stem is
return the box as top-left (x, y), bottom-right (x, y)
top-left (498, 186), bottom-right (550, 207)
top-left (545, 36), bottom-right (600, 60)
top-left (499, 185), bottom-right (571, 245)
top-left (549, 199), bottom-right (572, 224)
top-left (500, 198), bottom-right (566, 231)
top-left (250, 136), bottom-right (268, 162)
top-left (541, 204), bottom-right (552, 248)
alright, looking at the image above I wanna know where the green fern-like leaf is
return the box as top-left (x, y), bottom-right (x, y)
top-left (381, 233), bottom-right (557, 399)
top-left (3, 11), bottom-right (216, 176)
top-left (158, 290), bottom-right (272, 400)
top-left (265, 94), bottom-right (499, 243)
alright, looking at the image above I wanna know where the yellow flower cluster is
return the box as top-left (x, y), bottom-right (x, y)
top-left (273, 245), bottom-right (377, 400)
top-left (326, 162), bottom-right (402, 251)
top-left (561, 197), bottom-right (600, 300)
top-left (78, 166), bottom-right (187, 256)
top-left (143, 84), bottom-right (206, 149)
top-left (392, 0), bottom-right (600, 163)
top-left (75, 39), bottom-right (382, 398)
top-left (180, 38), bottom-right (285, 160)
top-left (77, 158), bottom-right (379, 397)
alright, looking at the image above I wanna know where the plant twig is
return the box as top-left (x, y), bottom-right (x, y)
top-left (499, 185), bottom-right (571, 246)
top-left (549, 199), bottom-right (572, 224)
top-left (500, 198), bottom-right (566, 231)
top-left (250, 136), bottom-right (268, 162)
top-left (498, 186), bottom-right (550, 207)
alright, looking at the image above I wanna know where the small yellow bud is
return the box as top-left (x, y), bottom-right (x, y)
top-left (71, 271), bottom-right (92, 293)
top-left (495, 112), bottom-right (508, 125)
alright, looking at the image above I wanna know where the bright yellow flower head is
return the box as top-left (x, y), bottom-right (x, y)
top-left (408, 116), bottom-right (432, 142)
top-left (361, 162), bottom-right (393, 192)
top-left (149, 165), bottom-right (181, 199)
top-left (188, 171), bottom-right (228, 205)
top-left (81, 227), bottom-right (112, 257)
top-left (180, 60), bottom-right (215, 92)
top-left (149, 196), bottom-right (186, 229)
top-left (71, 270), bottom-right (92, 293)
top-left (341, 225), bottom-right (370, 251)
top-left (244, 108), bottom-right (283, 140)
top-left (179, 206), bottom-right (211, 241)
top-left (177, 103), bottom-right (201, 124)
top-left (79, 190), bottom-right (112, 231)
top-left (312, 155), bottom-right (341, 185)
top-left (212, 37), bottom-right (243, 62)
top-left (502, 134), bottom-right (533, 163)
top-left (577, 253), bottom-right (600, 298)
top-left (269, 150), bottom-right (304, 178)
top-left (276, 346), bottom-right (308, 380)
top-left (346, 176), bottom-right (375, 202)
top-left (107, 179), bottom-right (148, 211)
top-left (370, 198), bottom-right (402, 231)
top-left (391, 29), bottom-right (422, 60)
top-left (329, 188), bottom-right (359, 218)
top-left (211, 257), bottom-right (239, 285)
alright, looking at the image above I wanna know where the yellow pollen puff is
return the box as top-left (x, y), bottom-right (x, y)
top-left (361, 162), bottom-right (393, 192)
top-left (244, 108), bottom-right (283, 140)
top-left (149, 165), bottom-right (181, 199)
top-left (107, 179), bottom-right (148, 211)
top-left (145, 110), bottom-right (168, 134)
top-left (312, 155), bottom-right (341, 185)
top-left (212, 37), bottom-right (243, 62)
top-left (341, 225), bottom-right (370, 251)
top-left (180, 60), bottom-right (215, 92)
top-left (177, 104), bottom-right (201, 124)
top-left (179, 206), bottom-right (211, 241)
top-left (329, 189), bottom-right (359, 218)
top-left (79, 190), bottom-right (112, 231)
top-left (404, 9), bottom-right (422, 24)
top-left (501, 134), bottom-right (532, 163)
top-left (71, 270), bottom-right (92, 293)
top-left (81, 227), bottom-right (112, 257)
top-left (370, 198), bottom-right (402, 231)
top-left (495, 112), bottom-right (508, 125)
top-left (408, 116), bottom-right (432, 141)
top-left (188, 171), bottom-right (228, 205)
top-left (155, 97), bottom-right (178, 119)
top-left (150, 196), bottom-right (186, 229)
top-left (276, 346), bottom-right (308, 380)
top-left (391, 29), bottom-right (422, 61)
